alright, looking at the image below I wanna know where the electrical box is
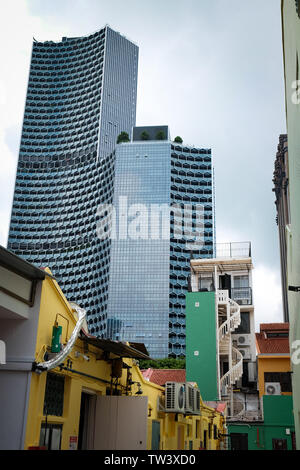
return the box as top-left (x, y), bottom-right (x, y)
top-left (51, 325), bottom-right (62, 353)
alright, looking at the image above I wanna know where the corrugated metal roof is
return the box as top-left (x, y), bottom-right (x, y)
top-left (79, 332), bottom-right (152, 360)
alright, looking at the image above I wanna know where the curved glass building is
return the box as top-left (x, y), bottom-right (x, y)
top-left (106, 126), bottom-right (215, 358)
top-left (7, 26), bottom-right (138, 337)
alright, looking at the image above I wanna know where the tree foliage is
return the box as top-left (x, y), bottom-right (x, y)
top-left (174, 136), bottom-right (183, 144)
top-left (138, 357), bottom-right (186, 370)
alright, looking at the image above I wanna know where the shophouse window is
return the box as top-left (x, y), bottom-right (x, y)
top-left (43, 372), bottom-right (65, 416)
top-left (264, 372), bottom-right (292, 393)
top-left (235, 312), bottom-right (250, 334)
top-left (233, 275), bottom-right (249, 288)
top-left (199, 274), bottom-right (214, 292)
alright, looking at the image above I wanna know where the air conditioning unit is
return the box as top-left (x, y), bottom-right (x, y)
top-left (165, 382), bottom-right (185, 413)
top-left (265, 382), bottom-right (281, 396)
top-left (185, 383), bottom-right (195, 414)
top-left (236, 335), bottom-right (251, 346)
top-left (193, 388), bottom-right (201, 415)
top-left (239, 347), bottom-right (251, 360)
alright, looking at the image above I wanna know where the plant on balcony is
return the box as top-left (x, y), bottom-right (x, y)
top-left (140, 131), bottom-right (150, 141)
top-left (156, 130), bottom-right (165, 140)
top-left (174, 136), bottom-right (183, 144)
top-left (117, 131), bottom-right (130, 144)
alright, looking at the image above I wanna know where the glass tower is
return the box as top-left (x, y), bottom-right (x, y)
top-left (105, 126), bottom-right (215, 358)
top-left (7, 26), bottom-right (138, 338)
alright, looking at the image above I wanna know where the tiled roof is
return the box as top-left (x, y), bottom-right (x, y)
top-left (260, 323), bottom-right (289, 331)
top-left (141, 368), bottom-right (186, 386)
top-left (205, 401), bottom-right (227, 414)
top-left (256, 323), bottom-right (290, 354)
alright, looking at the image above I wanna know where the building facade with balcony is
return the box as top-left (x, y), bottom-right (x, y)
top-left (186, 243), bottom-right (258, 418)
top-left (7, 26), bottom-right (139, 339)
top-left (105, 126), bottom-right (215, 358)
top-left (228, 322), bottom-right (295, 451)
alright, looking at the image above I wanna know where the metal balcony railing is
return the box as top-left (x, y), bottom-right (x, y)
top-left (189, 242), bottom-right (252, 260)
top-left (215, 242), bottom-right (251, 259)
top-left (230, 287), bottom-right (252, 306)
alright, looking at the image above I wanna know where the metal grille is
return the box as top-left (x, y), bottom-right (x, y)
top-left (43, 373), bottom-right (65, 417)
top-left (165, 383), bottom-right (175, 409)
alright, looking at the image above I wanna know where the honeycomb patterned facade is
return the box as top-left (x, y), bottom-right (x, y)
top-left (169, 144), bottom-right (214, 358)
top-left (8, 26), bottom-right (138, 337)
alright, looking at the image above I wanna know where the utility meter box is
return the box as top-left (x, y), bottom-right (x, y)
top-left (51, 325), bottom-right (62, 353)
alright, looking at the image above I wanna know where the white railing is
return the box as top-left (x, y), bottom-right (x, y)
top-left (218, 295), bottom-right (241, 343)
top-left (220, 347), bottom-right (243, 389)
top-left (218, 291), bottom-right (243, 402)
top-left (217, 290), bottom-right (229, 304)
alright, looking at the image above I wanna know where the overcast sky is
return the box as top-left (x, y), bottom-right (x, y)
top-left (0, 0), bottom-right (286, 330)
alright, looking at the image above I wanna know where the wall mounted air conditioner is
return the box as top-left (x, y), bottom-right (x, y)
top-left (265, 382), bottom-right (281, 396)
top-left (165, 382), bottom-right (185, 413)
top-left (236, 334), bottom-right (251, 347)
top-left (239, 347), bottom-right (251, 360)
top-left (185, 383), bottom-right (195, 414)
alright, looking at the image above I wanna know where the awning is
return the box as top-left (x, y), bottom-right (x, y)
top-left (191, 257), bottom-right (253, 274)
top-left (79, 333), bottom-right (152, 360)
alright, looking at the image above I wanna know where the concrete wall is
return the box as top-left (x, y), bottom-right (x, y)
top-left (0, 279), bottom-right (42, 450)
top-left (282, 0), bottom-right (300, 449)
top-left (0, 371), bottom-right (32, 450)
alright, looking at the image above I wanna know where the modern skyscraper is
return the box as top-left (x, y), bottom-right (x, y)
top-left (7, 26), bottom-right (139, 338)
top-left (7, 28), bottom-right (215, 359)
top-left (105, 126), bottom-right (215, 358)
